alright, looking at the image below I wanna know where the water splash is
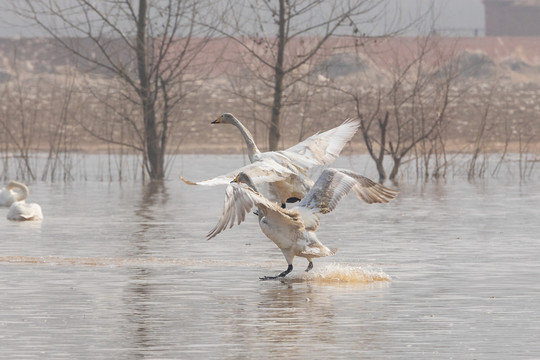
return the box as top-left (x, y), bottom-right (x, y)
top-left (287, 263), bottom-right (391, 284)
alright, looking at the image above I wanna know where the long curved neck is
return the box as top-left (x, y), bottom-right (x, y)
top-left (7, 181), bottom-right (29, 201)
top-left (230, 117), bottom-right (261, 162)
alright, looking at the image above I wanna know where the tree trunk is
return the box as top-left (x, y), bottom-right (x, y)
top-left (389, 157), bottom-right (401, 182)
top-left (376, 112), bottom-right (389, 182)
top-left (268, 0), bottom-right (286, 151)
top-left (136, 0), bottom-right (164, 179)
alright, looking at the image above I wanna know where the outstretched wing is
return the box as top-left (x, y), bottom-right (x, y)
top-left (207, 181), bottom-right (304, 240)
top-left (337, 169), bottom-right (399, 204)
top-left (298, 168), bottom-right (398, 215)
top-left (282, 119), bottom-right (360, 170)
top-left (207, 182), bottom-right (278, 239)
top-left (180, 158), bottom-right (295, 187)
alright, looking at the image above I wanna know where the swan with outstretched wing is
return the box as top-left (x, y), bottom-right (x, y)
top-left (208, 169), bottom-right (398, 280)
top-left (180, 113), bottom-right (360, 207)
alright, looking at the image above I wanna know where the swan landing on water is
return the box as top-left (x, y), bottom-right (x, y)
top-left (180, 113), bottom-right (360, 207)
top-left (207, 169), bottom-right (398, 280)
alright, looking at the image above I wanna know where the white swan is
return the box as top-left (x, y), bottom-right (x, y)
top-left (207, 169), bottom-right (398, 280)
top-left (180, 113), bottom-right (360, 207)
top-left (0, 181), bottom-right (29, 207)
top-left (7, 200), bottom-right (43, 221)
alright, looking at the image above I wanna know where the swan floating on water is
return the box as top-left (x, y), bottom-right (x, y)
top-left (207, 169), bottom-right (398, 280)
top-left (2, 182), bottom-right (43, 221)
top-left (180, 113), bottom-right (360, 207)
top-left (7, 200), bottom-right (43, 221)
top-left (0, 181), bottom-right (28, 207)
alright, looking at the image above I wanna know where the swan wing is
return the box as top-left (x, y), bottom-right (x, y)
top-left (337, 169), bottom-right (399, 204)
top-left (0, 188), bottom-right (13, 206)
top-left (180, 158), bottom-right (295, 187)
top-left (282, 119), bottom-right (360, 169)
top-left (7, 202), bottom-right (43, 221)
top-left (207, 182), bottom-right (277, 239)
top-left (298, 168), bottom-right (398, 215)
top-left (207, 182), bottom-right (303, 239)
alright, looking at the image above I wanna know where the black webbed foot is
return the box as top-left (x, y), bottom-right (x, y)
top-left (253, 209), bottom-right (260, 216)
top-left (260, 264), bottom-right (293, 281)
top-left (305, 261), bottom-right (313, 272)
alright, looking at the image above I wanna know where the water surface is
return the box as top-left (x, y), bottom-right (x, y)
top-left (1, 155), bottom-right (539, 359)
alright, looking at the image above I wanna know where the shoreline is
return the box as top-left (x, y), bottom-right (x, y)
top-left (1, 140), bottom-right (538, 155)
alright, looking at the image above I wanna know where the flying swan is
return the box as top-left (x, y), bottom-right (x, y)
top-left (0, 181), bottom-right (29, 207)
top-left (180, 113), bottom-right (360, 207)
top-left (207, 169), bottom-right (398, 280)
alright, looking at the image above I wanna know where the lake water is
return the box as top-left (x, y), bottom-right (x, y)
top-left (1, 155), bottom-right (539, 359)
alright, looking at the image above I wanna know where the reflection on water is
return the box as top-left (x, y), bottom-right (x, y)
top-left (1, 155), bottom-right (539, 359)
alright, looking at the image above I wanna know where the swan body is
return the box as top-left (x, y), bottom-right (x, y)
top-left (180, 113), bottom-right (360, 206)
top-left (0, 181), bottom-right (29, 207)
top-left (7, 200), bottom-right (43, 221)
top-left (208, 169), bottom-right (398, 279)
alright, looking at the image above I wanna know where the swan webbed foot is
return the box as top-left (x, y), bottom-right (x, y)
top-left (253, 209), bottom-right (260, 216)
top-left (281, 203), bottom-right (286, 209)
top-left (305, 261), bottom-right (313, 272)
top-left (260, 264), bottom-right (293, 281)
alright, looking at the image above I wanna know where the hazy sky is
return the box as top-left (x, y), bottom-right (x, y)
top-left (0, 0), bottom-right (485, 38)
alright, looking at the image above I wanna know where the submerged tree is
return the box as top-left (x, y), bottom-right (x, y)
top-left (10, 0), bottom-right (215, 180)
top-left (328, 35), bottom-right (461, 182)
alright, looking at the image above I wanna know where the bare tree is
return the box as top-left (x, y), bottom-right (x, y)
top-left (384, 37), bottom-right (459, 181)
top-left (0, 53), bottom-right (42, 181)
top-left (327, 35), bottom-right (461, 182)
top-left (210, 0), bottom-right (384, 150)
top-left (10, 0), bottom-right (215, 180)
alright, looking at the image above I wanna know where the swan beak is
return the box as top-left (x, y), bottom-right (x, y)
top-left (211, 115), bottom-right (222, 124)
top-left (231, 174), bottom-right (240, 183)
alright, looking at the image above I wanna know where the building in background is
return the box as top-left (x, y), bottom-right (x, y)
top-left (484, 0), bottom-right (540, 36)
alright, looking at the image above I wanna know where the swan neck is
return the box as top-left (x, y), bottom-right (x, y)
top-left (231, 117), bottom-right (261, 162)
top-left (7, 181), bottom-right (29, 201)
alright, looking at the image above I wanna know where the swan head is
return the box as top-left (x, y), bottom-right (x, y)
top-left (232, 172), bottom-right (259, 193)
top-left (212, 113), bottom-right (236, 125)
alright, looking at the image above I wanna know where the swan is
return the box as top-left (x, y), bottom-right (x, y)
top-left (180, 113), bottom-right (360, 207)
top-left (207, 169), bottom-right (398, 280)
top-left (0, 181), bottom-right (29, 207)
top-left (7, 200), bottom-right (43, 221)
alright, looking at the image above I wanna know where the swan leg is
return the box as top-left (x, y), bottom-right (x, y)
top-left (305, 261), bottom-right (313, 272)
top-left (260, 264), bottom-right (293, 281)
top-left (281, 203), bottom-right (286, 209)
